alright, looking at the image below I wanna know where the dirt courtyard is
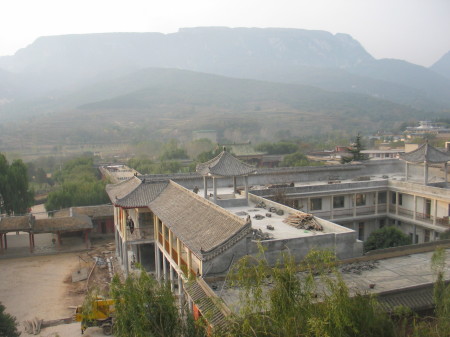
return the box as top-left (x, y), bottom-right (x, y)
top-left (0, 240), bottom-right (116, 336)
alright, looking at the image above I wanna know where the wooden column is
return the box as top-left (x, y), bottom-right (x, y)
top-left (187, 250), bottom-right (192, 278)
top-left (0, 233), bottom-right (4, 250)
top-left (57, 231), bottom-right (62, 248)
top-left (4, 233), bottom-right (7, 249)
top-left (29, 232), bottom-right (33, 253)
top-left (413, 195), bottom-right (417, 220)
top-left (424, 161), bottom-right (428, 186)
top-left (233, 176), bottom-right (237, 194)
top-left (176, 238), bottom-right (182, 267)
top-left (84, 230), bottom-right (90, 248)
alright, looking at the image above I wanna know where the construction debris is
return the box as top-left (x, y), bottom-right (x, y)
top-left (340, 261), bottom-right (379, 275)
top-left (283, 213), bottom-right (323, 231)
top-left (254, 214), bottom-right (265, 220)
top-left (23, 317), bottom-right (73, 335)
top-left (252, 228), bottom-right (273, 240)
top-left (255, 201), bottom-right (266, 209)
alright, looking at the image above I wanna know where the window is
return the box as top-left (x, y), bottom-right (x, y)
top-left (378, 192), bottom-right (387, 204)
top-left (333, 196), bottom-right (345, 208)
top-left (424, 230), bottom-right (430, 243)
top-left (310, 198), bottom-right (322, 211)
top-left (355, 193), bottom-right (366, 206)
top-left (391, 192), bottom-right (396, 204)
top-left (379, 219), bottom-right (385, 228)
top-left (398, 193), bottom-right (403, 206)
top-left (358, 222), bottom-right (364, 240)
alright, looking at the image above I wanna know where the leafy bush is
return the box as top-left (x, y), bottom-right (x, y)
top-left (363, 226), bottom-right (412, 253)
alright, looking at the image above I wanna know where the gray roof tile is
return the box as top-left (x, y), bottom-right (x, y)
top-left (196, 150), bottom-right (256, 177)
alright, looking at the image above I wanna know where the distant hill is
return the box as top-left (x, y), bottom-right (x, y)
top-left (1, 27), bottom-right (450, 111)
top-left (431, 50), bottom-right (450, 79)
top-left (0, 68), bottom-right (430, 152)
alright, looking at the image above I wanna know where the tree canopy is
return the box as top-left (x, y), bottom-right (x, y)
top-left (0, 153), bottom-right (34, 215)
top-left (45, 156), bottom-right (109, 212)
top-left (363, 226), bottom-right (412, 253)
top-left (341, 133), bottom-right (369, 164)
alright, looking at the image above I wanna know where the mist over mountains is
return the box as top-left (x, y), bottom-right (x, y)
top-left (0, 27), bottom-right (449, 147)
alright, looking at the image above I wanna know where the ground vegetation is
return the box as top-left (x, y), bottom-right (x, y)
top-left (0, 301), bottom-right (20, 337)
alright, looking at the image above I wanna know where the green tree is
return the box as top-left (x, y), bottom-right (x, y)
top-left (363, 226), bottom-right (412, 253)
top-left (110, 271), bottom-right (205, 337)
top-left (279, 151), bottom-right (323, 167)
top-left (160, 139), bottom-right (188, 161)
top-left (0, 302), bottom-right (20, 337)
top-left (45, 156), bottom-right (109, 212)
top-left (0, 154), bottom-right (34, 215)
top-left (217, 249), bottom-right (394, 337)
top-left (255, 141), bottom-right (298, 155)
top-left (341, 133), bottom-right (369, 164)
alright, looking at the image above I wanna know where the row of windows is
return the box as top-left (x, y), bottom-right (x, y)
top-left (309, 193), bottom-right (373, 211)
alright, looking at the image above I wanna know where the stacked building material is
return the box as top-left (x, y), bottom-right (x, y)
top-left (283, 213), bottom-right (323, 231)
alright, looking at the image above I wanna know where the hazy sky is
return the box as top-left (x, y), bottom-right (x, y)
top-left (1, 0), bottom-right (449, 67)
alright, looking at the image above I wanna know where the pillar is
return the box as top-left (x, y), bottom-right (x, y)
top-left (330, 195), bottom-right (334, 219)
top-left (213, 177), bottom-right (217, 204)
top-left (353, 194), bottom-right (356, 217)
top-left (178, 276), bottom-right (184, 308)
top-left (445, 163), bottom-right (448, 187)
top-left (114, 226), bottom-right (119, 257)
top-left (170, 265), bottom-right (174, 291)
top-left (169, 230), bottom-right (173, 258)
top-left (375, 191), bottom-right (379, 214)
top-left (405, 162), bottom-right (409, 181)
top-left (395, 192), bottom-right (399, 215)
top-left (1, 233), bottom-right (4, 250)
top-left (176, 238), bottom-right (182, 266)
top-left (424, 162), bottom-right (428, 185)
top-left (233, 176), bottom-right (237, 194)
top-left (3, 234), bottom-right (6, 250)
top-left (57, 232), bottom-right (62, 248)
top-left (163, 256), bottom-right (168, 281)
top-left (413, 195), bottom-right (417, 220)
top-left (155, 246), bottom-right (161, 281)
top-left (413, 224), bottom-right (417, 244)
top-left (433, 199), bottom-right (437, 225)
top-left (29, 232), bottom-right (33, 253)
top-left (203, 176), bottom-right (208, 199)
top-left (187, 250), bottom-right (192, 278)
top-left (244, 176), bottom-right (249, 201)
top-left (122, 241), bottom-right (129, 277)
top-left (31, 233), bottom-right (35, 249)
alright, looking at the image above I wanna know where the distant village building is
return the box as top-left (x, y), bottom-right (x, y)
top-left (405, 121), bottom-right (450, 138)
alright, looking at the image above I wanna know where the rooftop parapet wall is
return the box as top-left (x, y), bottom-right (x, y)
top-left (250, 180), bottom-right (389, 198)
top-left (247, 194), bottom-right (362, 263)
top-left (141, 160), bottom-right (404, 190)
top-left (388, 180), bottom-right (450, 200)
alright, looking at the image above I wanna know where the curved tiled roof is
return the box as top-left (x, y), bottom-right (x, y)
top-left (196, 150), bottom-right (256, 177)
top-left (400, 143), bottom-right (450, 164)
top-left (106, 176), bottom-right (168, 208)
top-left (34, 215), bottom-right (93, 233)
top-left (149, 181), bottom-right (250, 260)
top-left (0, 215), bottom-right (34, 232)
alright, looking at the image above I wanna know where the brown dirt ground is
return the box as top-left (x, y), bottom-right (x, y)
top-left (0, 238), bottom-right (119, 336)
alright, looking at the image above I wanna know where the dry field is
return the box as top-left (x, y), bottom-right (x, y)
top-left (0, 239), bottom-right (117, 337)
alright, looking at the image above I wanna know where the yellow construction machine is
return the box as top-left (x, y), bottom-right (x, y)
top-left (74, 297), bottom-right (115, 335)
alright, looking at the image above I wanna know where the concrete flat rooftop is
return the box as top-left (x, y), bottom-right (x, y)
top-left (227, 202), bottom-right (328, 240)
